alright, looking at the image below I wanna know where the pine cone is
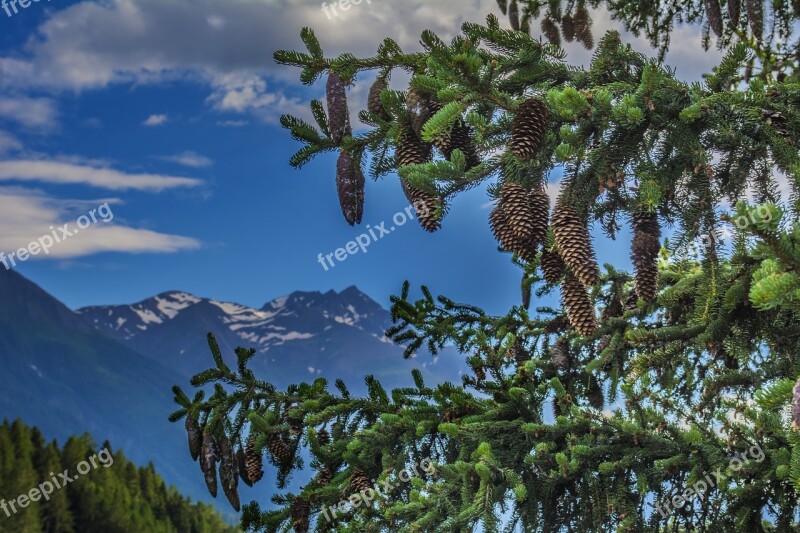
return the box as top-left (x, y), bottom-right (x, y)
top-left (283, 405), bottom-right (304, 436)
top-left (624, 290), bottom-right (639, 311)
top-left (508, 0), bottom-right (520, 31)
top-left (587, 376), bottom-right (604, 410)
top-left (540, 249), bottom-right (566, 285)
top-left (185, 415), bottom-right (202, 462)
top-left (368, 77), bottom-right (390, 120)
top-left (316, 465), bottom-right (333, 487)
top-left (746, 0), bottom-right (763, 40)
top-left (327, 72), bottom-right (351, 145)
top-left (200, 434), bottom-right (218, 498)
top-left (561, 13), bottom-right (576, 42)
top-left (544, 315), bottom-right (569, 335)
top-left (509, 338), bottom-right (530, 365)
top-left (500, 183), bottom-right (536, 241)
top-left (406, 87), bottom-right (433, 136)
top-left (290, 497), bottom-right (311, 533)
top-left (550, 338), bottom-right (571, 370)
top-left (218, 436), bottom-right (240, 511)
top-left (267, 435), bottom-right (293, 466)
top-left (552, 203), bottom-right (599, 286)
top-left (573, 5), bottom-right (593, 48)
top-left (528, 188), bottom-right (550, 248)
top-left (705, 0), bottom-right (724, 37)
top-left (471, 359), bottom-right (487, 382)
top-left (541, 17), bottom-right (561, 46)
top-left (511, 98), bottom-right (549, 161)
top-left (561, 274), bottom-right (598, 336)
top-left (397, 124), bottom-right (432, 167)
top-left (631, 212), bottom-right (661, 302)
top-left (489, 205), bottom-right (537, 262)
top-left (317, 428), bottom-right (331, 447)
top-left (442, 121), bottom-right (481, 170)
top-left (245, 435), bottom-right (264, 484)
top-left (336, 150), bottom-right (365, 226)
top-left (401, 179), bottom-right (442, 233)
top-left (728, 0), bottom-right (741, 27)
top-left (236, 446), bottom-right (253, 487)
top-left (350, 468), bottom-right (373, 494)
top-left (521, 273), bottom-right (531, 310)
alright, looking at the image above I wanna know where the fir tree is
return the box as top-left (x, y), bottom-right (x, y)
top-left (172, 2), bottom-right (800, 531)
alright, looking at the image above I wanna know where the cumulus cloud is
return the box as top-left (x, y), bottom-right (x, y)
top-left (0, 188), bottom-right (200, 260)
top-left (0, 160), bottom-right (202, 191)
top-left (142, 114), bottom-right (168, 126)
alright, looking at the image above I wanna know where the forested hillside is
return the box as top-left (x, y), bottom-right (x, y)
top-left (0, 419), bottom-right (236, 532)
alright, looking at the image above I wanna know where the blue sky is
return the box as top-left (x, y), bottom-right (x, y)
top-left (0, 0), bottom-right (722, 315)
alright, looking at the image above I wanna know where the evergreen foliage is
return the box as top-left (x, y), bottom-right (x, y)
top-left (172, 1), bottom-right (800, 531)
top-left (0, 419), bottom-right (236, 533)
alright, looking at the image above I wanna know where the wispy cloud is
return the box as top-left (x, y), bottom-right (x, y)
top-left (0, 160), bottom-right (202, 191)
top-left (0, 188), bottom-right (200, 259)
top-left (0, 96), bottom-right (58, 131)
top-left (157, 151), bottom-right (214, 168)
top-left (142, 114), bottom-right (168, 126)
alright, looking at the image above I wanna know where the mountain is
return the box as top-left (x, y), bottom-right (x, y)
top-left (78, 286), bottom-right (467, 391)
top-left (0, 268), bottom-right (210, 504)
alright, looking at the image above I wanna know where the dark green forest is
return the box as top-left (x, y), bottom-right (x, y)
top-left (0, 419), bottom-right (236, 532)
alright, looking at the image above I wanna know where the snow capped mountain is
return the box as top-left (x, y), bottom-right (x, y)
top-left (78, 286), bottom-right (465, 390)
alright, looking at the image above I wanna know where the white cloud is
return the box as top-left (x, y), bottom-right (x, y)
top-left (0, 160), bottom-right (202, 191)
top-left (217, 119), bottom-right (248, 127)
top-left (0, 96), bottom-right (58, 131)
top-left (158, 151), bottom-right (213, 168)
top-left (142, 114), bottom-right (168, 126)
top-left (0, 188), bottom-right (200, 260)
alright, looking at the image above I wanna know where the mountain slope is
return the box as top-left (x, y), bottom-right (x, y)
top-left (79, 286), bottom-right (467, 391)
top-left (0, 268), bottom-right (210, 504)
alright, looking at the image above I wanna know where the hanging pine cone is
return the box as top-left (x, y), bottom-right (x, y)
top-left (792, 378), bottom-right (800, 430)
top-left (521, 273), bottom-right (531, 310)
top-left (500, 183), bottom-right (536, 241)
top-left (200, 434), bottom-right (218, 498)
top-left (401, 179), bottom-right (443, 233)
top-left (511, 98), bottom-right (549, 161)
top-left (489, 205), bottom-right (537, 262)
top-left (544, 315), bottom-right (570, 334)
top-left (397, 124), bottom-right (432, 167)
top-left (587, 376), bottom-right (604, 410)
top-left (185, 415), bottom-right (202, 462)
top-left (406, 87), bottom-right (434, 136)
top-left (290, 497), bottom-right (311, 533)
top-left (218, 436), bottom-right (240, 511)
top-left (573, 5), bottom-right (593, 49)
top-left (550, 338), bottom-right (571, 370)
top-left (283, 405), bottom-right (304, 436)
top-left (368, 77), bottom-right (390, 120)
top-left (316, 465), bottom-right (333, 487)
top-left (350, 468), bottom-right (373, 494)
top-left (541, 17), bottom-right (561, 46)
top-left (746, 0), bottom-right (763, 40)
top-left (508, 0), bottom-right (520, 31)
top-left (236, 446), bottom-right (253, 487)
top-left (540, 249), bottom-right (566, 285)
top-left (245, 435), bottom-right (264, 484)
top-left (267, 435), bottom-right (293, 466)
top-left (327, 72), bottom-right (351, 145)
top-left (552, 203), bottom-right (599, 286)
top-left (728, 0), bottom-right (741, 26)
top-left (509, 338), bottom-right (530, 365)
top-left (561, 274), bottom-right (598, 336)
top-left (528, 188), bottom-right (550, 248)
top-left (561, 13), bottom-right (576, 42)
top-left (317, 428), bottom-right (331, 447)
top-left (442, 121), bottom-right (481, 170)
top-left (336, 150), bottom-right (365, 226)
top-left (624, 290), bottom-right (639, 311)
top-left (631, 212), bottom-right (661, 302)
top-left (704, 0), bottom-right (724, 37)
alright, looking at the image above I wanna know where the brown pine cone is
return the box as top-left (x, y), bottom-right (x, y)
top-left (327, 72), bottom-right (351, 144)
top-left (200, 434), bottom-right (218, 498)
top-left (185, 415), bottom-right (202, 462)
top-left (511, 98), bottom-right (549, 161)
top-left (267, 435), bottom-right (293, 466)
top-left (336, 150), bottom-right (365, 226)
top-left (368, 77), bottom-right (390, 120)
top-left (245, 435), bottom-right (264, 484)
top-left (561, 273), bottom-right (598, 336)
top-left (540, 249), bottom-right (566, 285)
top-left (290, 497), bottom-right (311, 533)
top-left (631, 212), bottom-right (661, 302)
top-left (350, 468), bottom-right (373, 495)
top-left (218, 436), bottom-right (240, 511)
top-left (552, 203), bottom-right (599, 286)
top-left (500, 183), bottom-right (536, 241)
top-left (236, 446), bottom-right (253, 487)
